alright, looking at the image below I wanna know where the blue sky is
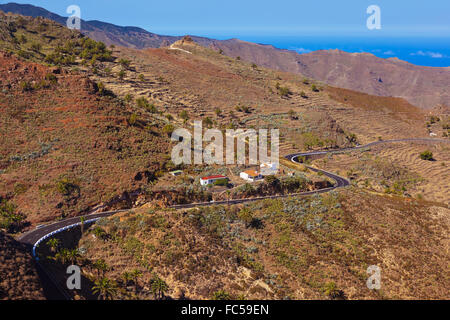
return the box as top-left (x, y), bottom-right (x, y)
top-left (3, 0), bottom-right (450, 38)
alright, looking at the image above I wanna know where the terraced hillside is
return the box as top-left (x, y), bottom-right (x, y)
top-left (0, 14), bottom-right (171, 226)
top-left (39, 188), bottom-right (449, 300)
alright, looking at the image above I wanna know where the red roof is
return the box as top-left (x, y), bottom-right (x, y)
top-left (201, 175), bottom-right (227, 180)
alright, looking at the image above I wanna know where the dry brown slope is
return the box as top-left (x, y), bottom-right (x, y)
top-left (0, 231), bottom-right (45, 300)
top-left (207, 39), bottom-right (450, 110)
top-left (0, 51), bottom-right (170, 226)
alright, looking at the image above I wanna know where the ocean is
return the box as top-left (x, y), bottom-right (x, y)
top-left (216, 35), bottom-right (450, 68)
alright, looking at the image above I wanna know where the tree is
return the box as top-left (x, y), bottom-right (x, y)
top-left (121, 271), bottom-right (133, 289)
top-left (288, 109), bottom-right (296, 120)
top-left (212, 290), bottom-right (231, 300)
top-left (92, 277), bottom-right (118, 300)
top-left (67, 249), bottom-right (80, 265)
top-left (238, 207), bottom-right (253, 227)
top-left (30, 42), bottom-right (41, 52)
top-left (0, 200), bottom-right (24, 232)
top-left (55, 248), bottom-right (70, 265)
top-left (179, 110), bottom-right (189, 121)
top-left (204, 117), bottom-right (213, 128)
top-left (46, 238), bottom-right (60, 254)
top-left (93, 259), bottom-right (109, 278)
top-left (131, 269), bottom-right (143, 293)
top-left (118, 58), bottom-right (131, 69)
top-left (420, 150), bottom-right (434, 161)
top-left (264, 175), bottom-right (280, 188)
top-left (124, 94), bottom-right (133, 104)
top-left (163, 124), bottom-right (175, 137)
top-left (80, 216), bottom-right (86, 234)
top-left (150, 274), bottom-right (168, 300)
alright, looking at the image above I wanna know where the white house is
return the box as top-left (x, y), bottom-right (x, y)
top-left (260, 162), bottom-right (279, 176)
top-left (200, 175), bottom-right (228, 186)
top-left (240, 170), bottom-right (263, 182)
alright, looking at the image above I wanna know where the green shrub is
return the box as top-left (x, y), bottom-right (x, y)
top-left (419, 150), bottom-right (433, 161)
top-left (0, 200), bottom-right (24, 232)
top-left (162, 124), bottom-right (175, 137)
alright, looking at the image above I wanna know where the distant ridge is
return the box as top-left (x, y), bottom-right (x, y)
top-left (0, 2), bottom-right (214, 48)
top-left (1, 2), bottom-right (449, 109)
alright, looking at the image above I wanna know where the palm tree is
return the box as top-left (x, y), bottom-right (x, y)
top-left (131, 269), bottom-right (143, 293)
top-left (55, 248), bottom-right (70, 265)
top-left (150, 274), bottom-right (168, 300)
top-left (67, 249), bottom-right (80, 265)
top-left (80, 216), bottom-right (86, 234)
top-left (93, 259), bottom-right (109, 278)
top-left (46, 238), bottom-right (60, 253)
top-left (92, 277), bottom-right (117, 300)
top-left (121, 271), bottom-right (133, 290)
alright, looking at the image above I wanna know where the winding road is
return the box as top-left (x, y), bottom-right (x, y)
top-left (17, 137), bottom-right (449, 299)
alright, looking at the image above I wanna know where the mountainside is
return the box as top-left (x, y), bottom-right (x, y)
top-left (1, 3), bottom-right (449, 110)
top-left (0, 12), bottom-right (449, 301)
top-left (0, 231), bottom-right (45, 299)
top-left (207, 39), bottom-right (450, 110)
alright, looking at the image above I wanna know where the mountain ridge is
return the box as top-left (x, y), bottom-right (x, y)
top-left (1, 2), bottom-right (449, 109)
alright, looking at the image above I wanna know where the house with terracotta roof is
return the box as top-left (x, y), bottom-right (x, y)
top-left (240, 170), bottom-right (263, 182)
top-left (200, 175), bottom-right (228, 186)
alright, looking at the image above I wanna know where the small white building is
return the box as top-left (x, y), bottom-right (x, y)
top-left (240, 170), bottom-right (263, 182)
top-left (200, 175), bottom-right (228, 186)
top-left (429, 132), bottom-right (437, 137)
top-left (260, 162), bottom-right (279, 176)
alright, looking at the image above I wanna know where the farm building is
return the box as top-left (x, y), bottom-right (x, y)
top-left (240, 170), bottom-right (263, 182)
top-left (260, 162), bottom-right (279, 175)
top-left (200, 175), bottom-right (228, 186)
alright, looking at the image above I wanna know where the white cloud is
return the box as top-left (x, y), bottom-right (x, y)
top-left (292, 47), bottom-right (312, 54)
top-left (383, 50), bottom-right (395, 55)
top-left (411, 50), bottom-right (445, 58)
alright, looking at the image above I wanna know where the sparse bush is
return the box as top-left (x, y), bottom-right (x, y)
top-left (20, 81), bottom-right (33, 92)
top-left (212, 290), bottom-right (231, 300)
top-left (119, 58), bottom-right (131, 69)
top-left (179, 110), bottom-right (189, 121)
top-left (162, 124), bottom-right (175, 137)
top-left (0, 200), bottom-right (25, 233)
top-left (30, 42), bottom-right (42, 52)
top-left (419, 150), bottom-right (433, 161)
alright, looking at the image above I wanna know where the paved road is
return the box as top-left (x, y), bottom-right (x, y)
top-left (20, 137), bottom-right (449, 243)
top-left (17, 137), bottom-right (449, 299)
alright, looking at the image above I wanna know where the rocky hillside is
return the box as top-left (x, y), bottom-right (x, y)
top-left (0, 14), bottom-right (171, 227)
top-left (207, 39), bottom-right (450, 110)
top-left (0, 231), bottom-right (45, 299)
